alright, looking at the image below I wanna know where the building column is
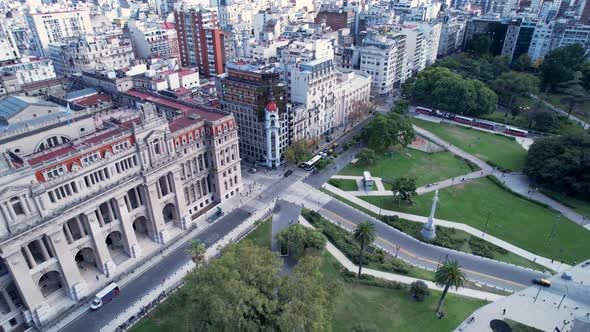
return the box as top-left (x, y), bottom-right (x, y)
top-left (1, 289), bottom-right (16, 313)
top-left (63, 223), bottom-right (74, 243)
top-left (76, 216), bottom-right (86, 237)
top-left (96, 209), bottom-right (105, 227)
top-left (171, 171), bottom-right (190, 230)
top-left (19, 196), bottom-right (30, 215)
top-left (47, 231), bottom-right (88, 301)
top-left (4, 251), bottom-right (48, 326)
top-left (84, 212), bottom-right (116, 277)
top-left (106, 200), bottom-right (116, 222)
top-left (37, 240), bottom-right (50, 262)
top-left (22, 246), bottom-right (36, 268)
top-left (5, 203), bottom-right (15, 221)
top-left (141, 183), bottom-right (168, 244)
top-left (114, 196), bottom-right (141, 258)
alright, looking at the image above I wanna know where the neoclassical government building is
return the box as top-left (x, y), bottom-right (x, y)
top-left (0, 93), bottom-right (242, 330)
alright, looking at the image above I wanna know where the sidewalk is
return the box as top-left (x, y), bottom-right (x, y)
top-left (322, 183), bottom-right (569, 272)
top-left (530, 94), bottom-right (590, 129)
top-left (299, 216), bottom-right (504, 302)
top-left (100, 200), bottom-right (274, 332)
top-left (47, 196), bottom-right (243, 332)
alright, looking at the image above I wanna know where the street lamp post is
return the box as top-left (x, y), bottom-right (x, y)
top-left (533, 286), bottom-right (542, 303)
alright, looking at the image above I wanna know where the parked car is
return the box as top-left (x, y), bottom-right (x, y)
top-left (532, 278), bottom-right (551, 287)
top-left (561, 272), bottom-right (572, 280)
top-left (248, 167), bottom-right (258, 174)
top-left (284, 170), bottom-right (293, 177)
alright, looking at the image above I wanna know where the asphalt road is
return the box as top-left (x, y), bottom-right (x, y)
top-left (60, 208), bottom-right (250, 332)
top-left (320, 198), bottom-right (546, 291)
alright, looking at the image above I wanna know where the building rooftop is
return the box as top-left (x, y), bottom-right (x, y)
top-left (0, 96), bottom-right (57, 120)
top-left (65, 88), bottom-right (98, 101)
top-left (125, 90), bottom-right (226, 123)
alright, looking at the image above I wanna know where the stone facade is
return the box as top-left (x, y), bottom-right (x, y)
top-left (0, 97), bottom-right (241, 329)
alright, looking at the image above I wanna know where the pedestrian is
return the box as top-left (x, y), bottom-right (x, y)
top-left (502, 308), bottom-right (506, 315)
top-left (96, 275), bottom-right (99, 281)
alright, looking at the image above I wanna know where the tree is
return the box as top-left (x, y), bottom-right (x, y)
top-left (410, 67), bottom-right (498, 116)
top-left (465, 34), bottom-right (492, 57)
top-left (525, 133), bottom-right (590, 199)
top-left (492, 71), bottom-right (539, 110)
top-left (581, 61), bottom-right (590, 90)
top-left (348, 101), bottom-right (374, 129)
top-left (434, 260), bottom-right (467, 314)
top-left (357, 148), bottom-right (377, 166)
top-left (390, 177), bottom-right (417, 204)
top-left (188, 239), bottom-right (206, 265)
top-left (392, 100), bottom-right (409, 114)
top-left (184, 241), bottom-right (334, 331)
top-left (362, 113), bottom-right (415, 151)
top-left (277, 224), bottom-right (327, 259)
top-left (540, 44), bottom-right (586, 91)
top-left (409, 280), bottom-right (430, 302)
top-left (558, 71), bottom-right (590, 117)
top-left (277, 256), bottom-right (335, 332)
top-left (284, 139), bottom-right (312, 164)
top-left (352, 221), bottom-right (376, 278)
top-left (526, 109), bottom-right (557, 132)
top-left (512, 54), bottom-right (532, 71)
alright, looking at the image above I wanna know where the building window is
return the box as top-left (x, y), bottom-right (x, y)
top-left (10, 197), bottom-right (24, 216)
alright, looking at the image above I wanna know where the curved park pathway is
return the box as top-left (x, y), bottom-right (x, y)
top-left (414, 126), bottom-right (590, 229)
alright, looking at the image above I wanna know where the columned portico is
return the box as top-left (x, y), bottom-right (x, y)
top-left (84, 211), bottom-right (116, 277)
top-left (141, 183), bottom-right (169, 244)
top-left (47, 231), bottom-right (88, 301)
top-left (114, 195), bottom-right (142, 258)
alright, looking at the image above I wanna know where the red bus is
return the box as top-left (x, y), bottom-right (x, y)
top-left (474, 120), bottom-right (495, 130)
top-left (504, 127), bottom-right (528, 137)
top-left (454, 115), bottom-right (473, 125)
top-left (416, 107), bottom-right (434, 115)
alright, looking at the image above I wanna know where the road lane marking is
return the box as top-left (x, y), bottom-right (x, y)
top-left (321, 209), bottom-right (527, 288)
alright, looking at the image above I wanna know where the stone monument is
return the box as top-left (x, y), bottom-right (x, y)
top-left (420, 189), bottom-right (438, 240)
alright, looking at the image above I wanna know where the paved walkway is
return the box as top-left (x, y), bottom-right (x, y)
top-left (414, 126), bottom-right (590, 229)
top-left (322, 183), bottom-right (569, 272)
top-left (531, 94), bottom-right (590, 129)
top-left (455, 258), bottom-right (590, 332)
top-left (299, 216), bottom-right (504, 302)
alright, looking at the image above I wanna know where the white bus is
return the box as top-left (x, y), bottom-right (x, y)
top-left (302, 155), bottom-right (322, 171)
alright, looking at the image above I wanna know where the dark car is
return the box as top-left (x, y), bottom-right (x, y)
top-left (284, 170), bottom-right (293, 177)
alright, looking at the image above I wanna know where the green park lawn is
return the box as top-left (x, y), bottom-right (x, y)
top-left (541, 190), bottom-right (590, 219)
top-left (412, 118), bottom-right (527, 172)
top-left (339, 147), bottom-right (476, 187)
top-left (482, 110), bottom-right (585, 136)
top-left (328, 178), bottom-right (360, 191)
top-left (322, 253), bottom-right (488, 332)
top-left (246, 217), bottom-right (273, 249)
top-left (132, 218), bottom-right (487, 332)
top-left (540, 92), bottom-right (590, 122)
top-left (360, 177), bottom-right (590, 264)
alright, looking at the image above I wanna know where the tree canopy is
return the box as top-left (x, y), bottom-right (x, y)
top-left (407, 67), bottom-right (498, 116)
top-left (390, 177), bottom-right (418, 203)
top-left (525, 132), bottom-right (590, 199)
top-left (512, 53), bottom-right (532, 71)
top-left (357, 148), bottom-right (377, 166)
top-left (540, 44), bottom-right (587, 91)
top-left (277, 224), bottom-right (326, 259)
top-left (492, 71), bottom-right (539, 108)
top-left (182, 241), bottom-right (334, 331)
top-left (283, 139), bottom-right (312, 164)
top-left (362, 113), bottom-right (415, 151)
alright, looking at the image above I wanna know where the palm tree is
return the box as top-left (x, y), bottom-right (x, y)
top-left (352, 221), bottom-right (376, 278)
top-left (188, 239), bottom-right (206, 265)
top-left (434, 260), bottom-right (467, 314)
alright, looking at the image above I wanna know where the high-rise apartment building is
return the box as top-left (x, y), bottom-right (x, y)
top-left (0, 23), bottom-right (19, 62)
top-left (174, 8), bottom-right (226, 78)
top-left (217, 62), bottom-right (288, 167)
top-left (26, 10), bottom-right (94, 57)
top-left (359, 31), bottom-right (407, 96)
top-left (127, 20), bottom-right (180, 60)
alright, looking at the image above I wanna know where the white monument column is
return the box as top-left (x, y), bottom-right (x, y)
top-left (420, 190), bottom-right (438, 240)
